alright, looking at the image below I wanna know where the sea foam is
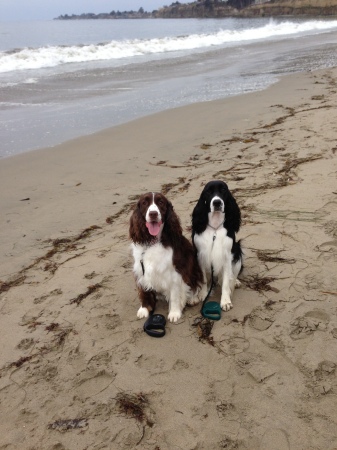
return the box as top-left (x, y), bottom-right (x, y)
top-left (1, 19), bottom-right (337, 73)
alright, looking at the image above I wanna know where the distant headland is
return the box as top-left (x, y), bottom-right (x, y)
top-left (55, 8), bottom-right (152, 20)
top-left (55, 0), bottom-right (337, 20)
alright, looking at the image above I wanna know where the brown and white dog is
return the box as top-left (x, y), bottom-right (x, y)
top-left (129, 192), bottom-right (203, 322)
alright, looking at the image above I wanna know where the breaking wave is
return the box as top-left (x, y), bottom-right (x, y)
top-left (1, 19), bottom-right (337, 73)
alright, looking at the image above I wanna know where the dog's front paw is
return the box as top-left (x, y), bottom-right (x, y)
top-left (198, 285), bottom-right (209, 302)
top-left (137, 306), bottom-right (150, 319)
top-left (220, 297), bottom-right (233, 312)
top-left (168, 310), bottom-right (182, 323)
top-left (235, 279), bottom-right (242, 288)
top-left (187, 295), bottom-right (201, 306)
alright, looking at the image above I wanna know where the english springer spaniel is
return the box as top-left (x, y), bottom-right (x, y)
top-left (192, 180), bottom-right (243, 311)
top-left (130, 192), bottom-right (203, 322)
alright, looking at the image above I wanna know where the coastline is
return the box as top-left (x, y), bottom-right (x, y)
top-left (1, 66), bottom-right (337, 449)
top-left (0, 69), bottom-right (308, 275)
top-left (3, 20), bottom-right (337, 158)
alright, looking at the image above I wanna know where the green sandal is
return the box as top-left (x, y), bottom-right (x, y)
top-left (201, 300), bottom-right (221, 321)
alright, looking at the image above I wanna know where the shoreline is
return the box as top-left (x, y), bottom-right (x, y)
top-left (0, 76), bottom-right (277, 160)
top-left (0, 69), bottom-right (305, 275)
top-left (0, 66), bottom-right (337, 449)
top-left (3, 21), bottom-right (337, 158)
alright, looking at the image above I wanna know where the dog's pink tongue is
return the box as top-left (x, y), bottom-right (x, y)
top-left (146, 221), bottom-right (162, 236)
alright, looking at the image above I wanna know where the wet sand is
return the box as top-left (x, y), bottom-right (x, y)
top-left (0, 67), bottom-right (337, 449)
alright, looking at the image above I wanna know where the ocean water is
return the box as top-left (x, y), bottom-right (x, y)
top-left (1, 18), bottom-right (337, 157)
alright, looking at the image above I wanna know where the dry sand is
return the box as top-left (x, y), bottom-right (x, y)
top-left (0, 67), bottom-right (337, 450)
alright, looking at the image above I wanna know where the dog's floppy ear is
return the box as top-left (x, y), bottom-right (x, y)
top-left (224, 190), bottom-right (241, 235)
top-left (192, 192), bottom-right (209, 237)
top-left (161, 200), bottom-right (182, 247)
top-left (129, 201), bottom-right (148, 244)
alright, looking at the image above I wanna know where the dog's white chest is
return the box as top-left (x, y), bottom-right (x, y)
top-left (131, 242), bottom-right (176, 292)
top-left (194, 227), bottom-right (233, 275)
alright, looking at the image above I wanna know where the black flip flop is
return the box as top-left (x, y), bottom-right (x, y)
top-left (143, 314), bottom-right (166, 338)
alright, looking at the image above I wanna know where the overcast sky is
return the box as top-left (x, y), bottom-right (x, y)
top-left (0, 1), bottom-right (192, 21)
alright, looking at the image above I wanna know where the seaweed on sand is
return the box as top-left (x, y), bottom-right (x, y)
top-left (115, 392), bottom-right (153, 426)
top-left (244, 274), bottom-right (279, 293)
top-left (69, 283), bottom-right (102, 306)
top-left (48, 418), bottom-right (88, 431)
top-left (192, 317), bottom-right (215, 346)
top-left (257, 250), bottom-right (296, 264)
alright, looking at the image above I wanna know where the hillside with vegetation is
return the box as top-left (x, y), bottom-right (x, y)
top-left (55, 0), bottom-right (337, 20)
top-left (56, 8), bottom-right (151, 20)
top-left (155, 0), bottom-right (337, 18)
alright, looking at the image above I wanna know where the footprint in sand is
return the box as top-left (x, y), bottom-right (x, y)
top-left (16, 337), bottom-right (34, 350)
top-left (314, 360), bottom-right (336, 380)
top-left (260, 428), bottom-right (290, 450)
top-left (38, 364), bottom-right (58, 381)
top-left (219, 436), bottom-right (241, 449)
top-left (75, 370), bottom-right (116, 399)
top-left (220, 336), bottom-right (250, 355)
top-left (136, 355), bottom-right (167, 373)
top-left (290, 310), bottom-right (330, 339)
top-left (248, 306), bottom-right (275, 331)
top-left (216, 401), bottom-right (238, 419)
top-left (97, 313), bottom-right (122, 330)
top-left (312, 360), bottom-right (336, 396)
top-left (0, 383), bottom-right (26, 410)
top-left (87, 351), bottom-right (112, 370)
top-left (324, 220), bottom-right (337, 238)
top-left (173, 359), bottom-right (189, 370)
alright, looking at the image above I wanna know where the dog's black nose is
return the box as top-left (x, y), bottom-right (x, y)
top-left (149, 211), bottom-right (158, 220)
top-left (213, 199), bottom-right (222, 209)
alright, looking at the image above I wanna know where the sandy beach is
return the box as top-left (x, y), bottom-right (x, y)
top-left (0, 67), bottom-right (337, 449)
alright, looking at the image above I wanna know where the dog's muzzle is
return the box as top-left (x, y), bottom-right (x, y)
top-left (211, 198), bottom-right (223, 212)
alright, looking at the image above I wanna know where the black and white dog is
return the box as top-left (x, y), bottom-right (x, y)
top-left (192, 180), bottom-right (243, 311)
